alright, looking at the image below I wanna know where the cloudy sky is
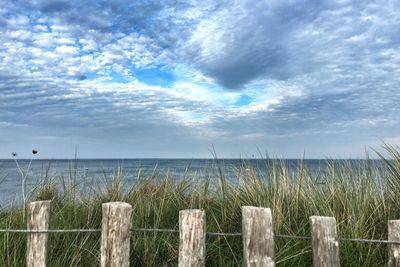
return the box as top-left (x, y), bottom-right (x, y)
top-left (0, 0), bottom-right (399, 158)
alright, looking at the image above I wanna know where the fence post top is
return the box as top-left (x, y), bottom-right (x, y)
top-left (310, 216), bottom-right (336, 221)
top-left (102, 202), bottom-right (131, 208)
top-left (242, 206), bottom-right (270, 210)
top-left (179, 209), bottom-right (204, 214)
top-left (30, 200), bottom-right (52, 205)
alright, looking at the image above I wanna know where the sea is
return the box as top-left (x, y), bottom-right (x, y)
top-left (0, 158), bottom-right (382, 208)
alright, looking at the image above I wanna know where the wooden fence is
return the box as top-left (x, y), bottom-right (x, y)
top-left (13, 200), bottom-right (400, 266)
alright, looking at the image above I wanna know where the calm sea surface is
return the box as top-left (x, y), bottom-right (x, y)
top-left (0, 158), bottom-right (382, 208)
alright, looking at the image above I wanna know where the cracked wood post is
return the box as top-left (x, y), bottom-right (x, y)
top-left (388, 220), bottom-right (400, 266)
top-left (179, 209), bottom-right (206, 267)
top-left (101, 202), bottom-right (132, 267)
top-left (310, 216), bottom-right (340, 267)
top-left (27, 200), bottom-right (51, 267)
top-left (242, 206), bottom-right (275, 267)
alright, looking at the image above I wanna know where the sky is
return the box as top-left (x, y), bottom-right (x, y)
top-left (0, 0), bottom-right (400, 159)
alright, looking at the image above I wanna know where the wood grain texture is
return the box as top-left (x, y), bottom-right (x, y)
top-left (389, 220), bottom-right (400, 267)
top-left (100, 202), bottom-right (132, 267)
top-left (179, 209), bottom-right (206, 267)
top-left (242, 206), bottom-right (275, 267)
top-left (310, 216), bottom-right (340, 267)
top-left (27, 200), bottom-right (51, 267)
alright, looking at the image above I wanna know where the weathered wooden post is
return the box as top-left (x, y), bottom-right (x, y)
top-left (179, 209), bottom-right (206, 267)
top-left (242, 206), bottom-right (275, 267)
top-left (27, 200), bottom-right (52, 267)
top-left (388, 220), bottom-right (400, 266)
top-left (101, 202), bottom-right (132, 267)
top-left (310, 216), bottom-right (340, 267)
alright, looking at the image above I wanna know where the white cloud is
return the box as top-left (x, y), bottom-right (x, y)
top-left (7, 30), bottom-right (32, 41)
top-left (54, 45), bottom-right (79, 55)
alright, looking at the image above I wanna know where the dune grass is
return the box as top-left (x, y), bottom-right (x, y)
top-left (1, 145), bottom-right (400, 266)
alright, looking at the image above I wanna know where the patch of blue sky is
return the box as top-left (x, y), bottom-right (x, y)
top-left (82, 72), bottom-right (98, 80)
top-left (110, 71), bottom-right (133, 83)
top-left (169, 64), bottom-right (251, 108)
top-left (191, 113), bottom-right (207, 119)
top-left (235, 94), bottom-right (252, 107)
top-left (131, 65), bottom-right (175, 87)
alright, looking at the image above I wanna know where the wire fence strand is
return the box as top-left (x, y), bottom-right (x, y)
top-left (130, 228), bottom-right (179, 234)
top-left (1, 228), bottom-right (400, 244)
top-left (0, 229), bottom-right (101, 233)
top-left (207, 232), bottom-right (241, 237)
top-left (338, 237), bottom-right (400, 245)
top-left (274, 234), bottom-right (311, 240)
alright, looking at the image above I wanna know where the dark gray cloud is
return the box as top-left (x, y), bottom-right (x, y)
top-left (185, 0), bottom-right (400, 90)
top-left (29, 0), bottom-right (71, 13)
top-left (185, 0), bottom-right (329, 89)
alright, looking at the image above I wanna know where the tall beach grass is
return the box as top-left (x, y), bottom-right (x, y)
top-left (1, 145), bottom-right (400, 266)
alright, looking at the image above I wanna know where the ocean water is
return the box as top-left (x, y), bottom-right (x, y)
top-left (0, 158), bottom-right (382, 208)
